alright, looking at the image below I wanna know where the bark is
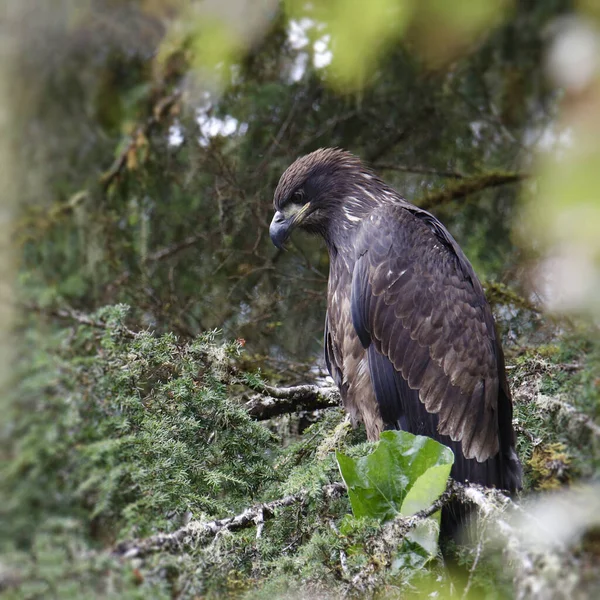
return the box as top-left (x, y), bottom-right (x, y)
top-left (245, 383), bottom-right (341, 419)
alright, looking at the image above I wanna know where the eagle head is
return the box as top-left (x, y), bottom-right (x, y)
top-left (269, 148), bottom-right (369, 249)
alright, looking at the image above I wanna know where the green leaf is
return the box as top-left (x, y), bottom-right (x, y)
top-left (336, 430), bottom-right (454, 523)
top-left (401, 462), bottom-right (453, 555)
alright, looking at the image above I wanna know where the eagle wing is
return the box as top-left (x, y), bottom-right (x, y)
top-left (350, 204), bottom-right (511, 467)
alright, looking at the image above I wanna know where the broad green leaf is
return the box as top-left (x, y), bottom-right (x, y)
top-left (401, 463), bottom-right (452, 515)
top-left (336, 430), bottom-right (454, 523)
top-left (401, 462), bottom-right (453, 554)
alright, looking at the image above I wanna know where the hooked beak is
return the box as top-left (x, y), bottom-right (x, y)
top-left (269, 203), bottom-right (311, 249)
top-left (269, 211), bottom-right (290, 249)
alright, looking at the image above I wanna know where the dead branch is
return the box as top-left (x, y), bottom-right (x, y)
top-left (113, 482), bottom-right (346, 558)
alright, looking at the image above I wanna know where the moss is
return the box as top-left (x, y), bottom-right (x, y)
top-left (528, 443), bottom-right (572, 490)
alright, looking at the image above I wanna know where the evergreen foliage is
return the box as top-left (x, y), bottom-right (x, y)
top-left (2, 306), bottom-right (277, 548)
top-left (3, 0), bottom-right (600, 598)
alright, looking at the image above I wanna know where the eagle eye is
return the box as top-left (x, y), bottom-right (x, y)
top-left (291, 190), bottom-right (304, 204)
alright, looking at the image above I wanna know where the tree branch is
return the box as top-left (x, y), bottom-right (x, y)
top-left (373, 163), bottom-right (465, 178)
top-left (245, 382), bottom-right (341, 420)
top-left (113, 482), bottom-right (346, 558)
top-left (535, 394), bottom-right (600, 439)
top-left (100, 90), bottom-right (181, 191)
top-left (113, 477), bottom-right (521, 565)
top-left (144, 233), bottom-right (205, 263)
top-left (484, 281), bottom-right (542, 314)
top-left (417, 171), bottom-right (528, 210)
top-left (350, 481), bottom-right (523, 594)
top-left (26, 304), bottom-right (137, 338)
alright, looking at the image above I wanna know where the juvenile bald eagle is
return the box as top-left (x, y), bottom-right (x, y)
top-left (270, 148), bottom-right (522, 498)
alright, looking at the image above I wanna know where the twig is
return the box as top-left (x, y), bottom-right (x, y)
top-left (26, 304), bottom-right (137, 338)
top-left (144, 233), bottom-right (205, 263)
top-left (365, 108), bottom-right (431, 164)
top-left (462, 520), bottom-right (487, 599)
top-left (256, 92), bottom-right (301, 174)
top-left (514, 424), bottom-right (542, 446)
top-left (113, 482), bottom-right (346, 558)
top-left (298, 110), bottom-right (359, 153)
top-left (329, 519), bottom-right (350, 578)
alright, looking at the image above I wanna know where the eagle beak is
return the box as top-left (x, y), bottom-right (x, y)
top-left (269, 203), bottom-right (312, 249)
top-left (269, 211), bottom-right (290, 249)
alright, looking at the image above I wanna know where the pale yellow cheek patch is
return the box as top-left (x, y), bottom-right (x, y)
top-left (284, 202), bottom-right (312, 224)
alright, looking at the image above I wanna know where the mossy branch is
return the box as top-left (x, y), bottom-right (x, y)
top-left (484, 281), bottom-right (541, 314)
top-left (114, 477), bottom-right (529, 594)
top-left (114, 482), bottom-right (347, 558)
top-left (417, 171), bottom-right (528, 210)
top-left (245, 382), bottom-right (341, 419)
top-left (373, 163), bottom-right (466, 178)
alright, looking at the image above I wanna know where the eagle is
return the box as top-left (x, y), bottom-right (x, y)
top-left (269, 148), bottom-right (522, 502)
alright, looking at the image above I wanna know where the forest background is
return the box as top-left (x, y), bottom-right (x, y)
top-left (1, 1), bottom-right (600, 598)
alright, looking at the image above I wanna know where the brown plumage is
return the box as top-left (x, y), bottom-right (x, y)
top-left (269, 149), bottom-right (522, 515)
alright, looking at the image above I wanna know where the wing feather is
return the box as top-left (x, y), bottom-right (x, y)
top-left (350, 205), bottom-right (505, 464)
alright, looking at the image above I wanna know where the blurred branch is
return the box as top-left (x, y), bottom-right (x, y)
top-left (144, 233), bottom-right (206, 263)
top-left (373, 163), bottom-right (465, 178)
top-left (365, 104), bottom-right (436, 164)
top-left (256, 92), bottom-right (301, 174)
top-left (484, 281), bottom-right (542, 314)
top-left (100, 89), bottom-right (181, 191)
top-left (27, 303), bottom-right (137, 338)
top-left (534, 395), bottom-right (600, 439)
top-left (418, 171), bottom-right (529, 210)
top-left (114, 482), bottom-right (347, 558)
top-left (298, 110), bottom-right (359, 153)
top-left (365, 123), bottom-right (417, 164)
